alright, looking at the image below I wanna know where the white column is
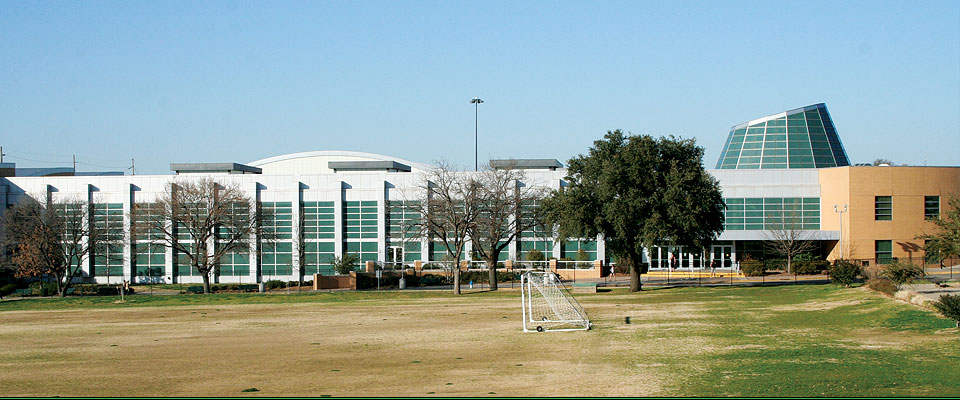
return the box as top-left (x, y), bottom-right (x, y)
top-left (551, 230), bottom-right (562, 261)
top-left (420, 182), bottom-right (430, 262)
top-left (731, 243), bottom-right (739, 271)
top-left (378, 181), bottom-right (387, 264)
top-left (247, 182), bottom-right (260, 283)
top-left (596, 234), bottom-right (606, 262)
top-left (123, 184), bottom-right (133, 283)
top-left (465, 240), bottom-right (473, 262)
top-left (421, 234), bottom-right (430, 262)
top-left (334, 181), bottom-right (344, 256)
top-left (290, 180), bottom-right (303, 280)
top-left (84, 184), bottom-right (94, 283)
top-left (164, 196), bottom-right (175, 284)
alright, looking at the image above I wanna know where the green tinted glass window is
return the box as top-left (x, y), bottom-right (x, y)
top-left (875, 196), bottom-right (892, 221)
top-left (925, 196), bottom-right (939, 220)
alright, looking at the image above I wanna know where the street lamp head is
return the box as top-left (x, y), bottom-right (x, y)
top-left (470, 97), bottom-right (484, 104)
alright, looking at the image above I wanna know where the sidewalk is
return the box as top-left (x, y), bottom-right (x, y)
top-left (897, 282), bottom-right (960, 306)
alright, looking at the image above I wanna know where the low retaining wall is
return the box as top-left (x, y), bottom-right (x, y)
top-left (555, 268), bottom-right (601, 280)
top-left (313, 273), bottom-right (356, 290)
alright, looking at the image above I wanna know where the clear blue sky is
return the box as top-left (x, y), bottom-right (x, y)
top-left (1, 0), bottom-right (958, 174)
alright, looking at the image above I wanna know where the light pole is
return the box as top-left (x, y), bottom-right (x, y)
top-left (470, 97), bottom-right (483, 171)
top-left (834, 204), bottom-right (848, 259)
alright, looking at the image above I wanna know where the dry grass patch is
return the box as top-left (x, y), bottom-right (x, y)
top-left (0, 295), bottom-right (664, 397)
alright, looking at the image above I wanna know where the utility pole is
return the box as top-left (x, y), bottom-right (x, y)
top-left (470, 97), bottom-right (483, 171)
top-left (130, 158), bottom-right (136, 175)
top-left (834, 204), bottom-right (848, 259)
top-left (0, 146), bottom-right (4, 163)
top-left (72, 155), bottom-right (76, 172)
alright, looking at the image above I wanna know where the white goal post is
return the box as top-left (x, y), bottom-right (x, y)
top-left (521, 271), bottom-right (591, 332)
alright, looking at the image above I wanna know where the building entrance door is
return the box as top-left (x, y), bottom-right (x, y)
top-left (711, 245), bottom-right (733, 269)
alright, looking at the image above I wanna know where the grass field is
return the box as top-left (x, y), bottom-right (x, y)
top-left (0, 285), bottom-right (958, 397)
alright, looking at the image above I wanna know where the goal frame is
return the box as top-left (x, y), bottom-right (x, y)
top-left (520, 271), bottom-right (591, 332)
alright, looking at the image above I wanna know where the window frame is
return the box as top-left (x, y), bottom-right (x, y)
top-left (924, 195), bottom-right (940, 220)
top-left (874, 196), bottom-right (892, 221)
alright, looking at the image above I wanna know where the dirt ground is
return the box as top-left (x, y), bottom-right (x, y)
top-left (2, 285), bottom-right (956, 397)
top-left (0, 292), bottom-right (659, 397)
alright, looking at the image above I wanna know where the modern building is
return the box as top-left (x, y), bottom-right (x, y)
top-left (0, 104), bottom-right (957, 284)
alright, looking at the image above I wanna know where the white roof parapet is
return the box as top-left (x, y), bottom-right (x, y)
top-left (490, 159), bottom-right (563, 171)
top-left (170, 163), bottom-right (262, 175)
top-left (328, 161), bottom-right (411, 173)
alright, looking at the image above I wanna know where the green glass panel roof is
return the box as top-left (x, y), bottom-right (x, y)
top-left (715, 103), bottom-right (850, 169)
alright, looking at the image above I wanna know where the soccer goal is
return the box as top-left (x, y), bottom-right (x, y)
top-left (521, 271), bottom-right (591, 332)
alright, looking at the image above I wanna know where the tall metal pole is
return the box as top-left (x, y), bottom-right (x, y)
top-left (835, 204), bottom-right (847, 259)
top-left (470, 97), bottom-right (483, 171)
top-left (475, 102), bottom-right (478, 171)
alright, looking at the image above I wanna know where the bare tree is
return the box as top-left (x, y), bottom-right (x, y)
top-left (405, 162), bottom-right (481, 295)
top-left (131, 178), bottom-right (271, 294)
top-left (763, 209), bottom-right (816, 274)
top-left (469, 166), bottom-right (547, 290)
top-left (2, 196), bottom-right (117, 297)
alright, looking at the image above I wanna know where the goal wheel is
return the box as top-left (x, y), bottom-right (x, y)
top-left (536, 326), bottom-right (544, 332)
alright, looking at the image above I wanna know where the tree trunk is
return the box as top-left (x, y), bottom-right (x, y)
top-left (486, 252), bottom-right (499, 291)
top-left (627, 255), bottom-right (643, 292)
top-left (55, 273), bottom-right (66, 297)
top-left (787, 257), bottom-right (792, 274)
top-left (201, 271), bottom-right (211, 294)
top-left (453, 266), bottom-right (461, 295)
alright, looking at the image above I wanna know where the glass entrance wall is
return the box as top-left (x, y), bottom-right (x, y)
top-left (647, 245), bottom-right (731, 270)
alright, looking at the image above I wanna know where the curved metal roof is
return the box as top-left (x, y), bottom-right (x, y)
top-left (247, 150), bottom-right (433, 171)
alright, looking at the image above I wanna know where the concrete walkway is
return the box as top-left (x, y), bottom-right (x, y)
top-left (896, 282), bottom-right (960, 306)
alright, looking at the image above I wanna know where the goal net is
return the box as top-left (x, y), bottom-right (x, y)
top-left (521, 271), bottom-right (591, 332)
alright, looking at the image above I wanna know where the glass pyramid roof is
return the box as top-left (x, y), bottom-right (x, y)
top-left (716, 103), bottom-right (850, 169)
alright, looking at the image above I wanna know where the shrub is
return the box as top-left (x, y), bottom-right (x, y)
top-left (29, 281), bottom-right (57, 296)
top-left (264, 280), bottom-right (286, 290)
top-left (881, 261), bottom-right (925, 289)
top-left (525, 249), bottom-right (545, 262)
top-left (419, 274), bottom-right (451, 286)
top-left (829, 260), bottom-right (862, 287)
top-left (356, 271), bottom-right (420, 289)
top-left (932, 294), bottom-right (960, 329)
top-left (72, 284), bottom-right (135, 296)
top-left (0, 283), bottom-right (16, 299)
top-left (794, 260), bottom-right (830, 275)
top-left (867, 277), bottom-right (897, 296)
top-left (740, 255), bottom-right (765, 277)
top-left (332, 253), bottom-right (360, 275)
top-left (210, 283), bottom-right (258, 292)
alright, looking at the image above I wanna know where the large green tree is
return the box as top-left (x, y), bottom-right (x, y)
top-left (918, 194), bottom-right (960, 265)
top-left (542, 130), bottom-right (725, 291)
